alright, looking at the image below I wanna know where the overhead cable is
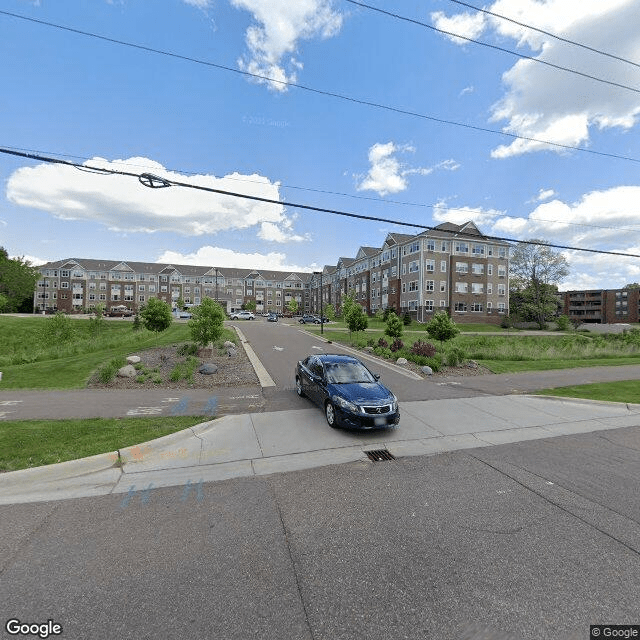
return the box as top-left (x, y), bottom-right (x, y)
top-left (1, 9), bottom-right (640, 164)
top-left (5, 144), bottom-right (640, 236)
top-left (345, 0), bottom-right (640, 95)
top-left (2, 146), bottom-right (639, 260)
top-left (449, 0), bottom-right (640, 70)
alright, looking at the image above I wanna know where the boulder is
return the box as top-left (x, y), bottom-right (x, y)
top-left (421, 366), bottom-right (433, 375)
top-left (223, 341), bottom-right (235, 348)
top-left (127, 355), bottom-right (141, 364)
top-left (396, 357), bottom-right (408, 365)
top-left (117, 364), bottom-right (137, 378)
top-left (198, 364), bottom-right (218, 375)
top-left (227, 347), bottom-right (237, 358)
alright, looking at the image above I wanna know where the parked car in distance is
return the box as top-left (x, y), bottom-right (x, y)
top-left (299, 314), bottom-right (321, 324)
top-left (295, 354), bottom-right (399, 430)
top-left (267, 312), bottom-right (278, 322)
top-left (108, 305), bottom-right (134, 317)
top-left (230, 310), bottom-right (255, 320)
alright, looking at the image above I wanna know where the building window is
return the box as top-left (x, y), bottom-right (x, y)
top-left (472, 283), bottom-right (484, 294)
top-left (498, 266), bottom-right (507, 278)
top-left (487, 264), bottom-right (493, 276)
top-left (472, 244), bottom-right (485, 255)
top-left (408, 281), bottom-right (419, 292)
top-left (440, 261), bottom-right (447, 273)
top-left (425, 280), bottom-right (434, 292)
top-left (408, 261), bottom-right (419, 273)
top-left (455, 282), bottom-right (468, 293)
top-left (454, 302), bottom-right (467, 312)
top-left (455, 262), bottom-right (468, 274)
top-left (425, 300), bottom-right (434, 311)
top-left (471, 303), bottom-right (483, 312)
top-left (472, 264), bottom-right (484, 275)
top-left (61, 282), bottom-right (69, 289)
top-left (498, 284), bottom-right (506, 296)
top-left (455, 242), bottom-right (469, 254)
top-left (440, 281), bottom-right (446, 292)
top-left (425, 260), bottom-right (435, 273)
top-left (425, 239), bottom-right (435, 251)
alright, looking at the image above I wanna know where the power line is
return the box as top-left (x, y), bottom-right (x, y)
top-left (345, 0), bottom-right (640, 95)
top-left (2, 9), bottom-right (640, 165)
top-left (449, 0), bottom-right (640, 70)
top-left (2, 145), bottom-right (639, 260)
top-left (5, 144), bottom-right (640, 236)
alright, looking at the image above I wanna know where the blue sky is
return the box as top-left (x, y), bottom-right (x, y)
top-left (2, 0), bottom-right (640, 290)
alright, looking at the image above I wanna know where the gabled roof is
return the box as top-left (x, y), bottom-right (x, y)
top-left (355, 246), bottom-right (379, 260)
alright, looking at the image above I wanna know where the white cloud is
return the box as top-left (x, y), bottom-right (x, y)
top-left (356, 143), bottom-right (457, 196)
top-left (182, 0), bottom-right (212, 7)
top-left (431, 10), bottom-right (486, 44)
top-left (6, 157), bottom-right (304, 241)
top-left (231, 0), bottom-right (343, 91)
top-left (434, 1), bottom-right (640, 157)
top-left (535, 188), bottom-right (556, 202)
top-left (440, 184), bottom-right (640, 289)
top-left (157, 245), bottom-right (315, 272)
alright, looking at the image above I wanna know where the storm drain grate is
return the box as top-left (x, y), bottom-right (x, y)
top-left (365, 449), bottom-right (396, 462)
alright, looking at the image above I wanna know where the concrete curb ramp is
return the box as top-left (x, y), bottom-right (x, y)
top-left (1, 395), bottom-right (639, 505)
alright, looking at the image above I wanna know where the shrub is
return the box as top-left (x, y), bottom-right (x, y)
top-left (177, 342), bottom-right (198, 356)
top-left (373, 346), bottom-right (392, 359)
top-left (377, 337), bottom-right (388, 348)
top-left (555, 315), bottom-right (571, 331)
top-left (366, 337), bottom-right (376, 347)
top-left (445, 346), bottom-right (466, 367)
top-left (425, 311), bottom-right (459, 345)
top-left (410, 340), bottom-right (436, 357)
top-left (385, 312), bottom-right (404, 339)
top-left (402, 312), bottom-right (412, 326)
top-left (500, 315), bottom-right (512, 329)
top-left (96, 356), bottom-right (126, 383)
top-left (390, 339), bottom-right (404, 352)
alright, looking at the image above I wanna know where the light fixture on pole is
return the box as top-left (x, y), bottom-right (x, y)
top-left (313, 271), bottom-right (324, 335)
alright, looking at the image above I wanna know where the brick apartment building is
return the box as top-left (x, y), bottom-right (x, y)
top-left (34, 220), bottom-right (511, 324)
top-left (560, 288), bottom-right (640, 324)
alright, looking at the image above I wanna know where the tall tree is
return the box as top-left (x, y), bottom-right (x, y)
top-left (0, 247), bottom-right (40, 313)
top-left (139, 297), bottom-right (173, 341)
top-left (509, 239), bottom-right (569, 328)
top-left (188, 298), bottom-right (225, 348)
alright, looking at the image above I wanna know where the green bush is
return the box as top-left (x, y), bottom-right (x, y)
top-left (96, 356), bottom-right (126, 384)
top-left (445, 346), bottom-right (466, 367)
top-left (177, 342), bottom-right (199, 356)
top-left (373, 346), bottom-right (392, 359)
top-left (555, 315), bottom-right (571, 331)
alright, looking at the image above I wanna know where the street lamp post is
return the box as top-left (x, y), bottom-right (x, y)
top-left (314, 271), bottom-right (324, 335)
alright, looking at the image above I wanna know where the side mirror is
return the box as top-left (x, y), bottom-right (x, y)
top-left (373, 373), bottom-right (381, 380)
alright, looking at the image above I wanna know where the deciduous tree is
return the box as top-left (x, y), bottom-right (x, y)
top-left (0, 247), bottom-right (40, 313)
top-left (188, 298), bottom-right (225, 348)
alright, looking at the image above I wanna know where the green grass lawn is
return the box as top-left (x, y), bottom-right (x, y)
top-left (536, 380), bottom-right (640, 404)
top-left (0, 316), bottom-right (237, 389)
top-left (0, 415), bottom-right (206, 472)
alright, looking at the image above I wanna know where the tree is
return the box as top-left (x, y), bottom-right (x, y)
top-left (287, 298), bottom-right (298, 315)
top-left (323, 304), bottom-right (335, 321)
top-left (509, 239), bottom-right (569, 329)
top-left (0, 248), bottom-right (40, 313)
top-left (39, 312), bottom-right (77, 346)
top-left (87, 303), bottom-right (106, 338)
top-left (139, 297), bottom-right (173, 340)
top-left (0, 293), bottom-right (8, 313)
top-left (244, 300), bottom-right (257, 312)
top-left (384, 311), bottom-right (403, 339)
top-left (623, 282), bottom-right (640, 290)
top-left (176, 296), bottom-right (185, 311)
top-left (188, 298), bottom-right (226, 348)
top-left (342, 294), bottom-right (367, 339)
top-left (425, 311), bottom-right (460, 347)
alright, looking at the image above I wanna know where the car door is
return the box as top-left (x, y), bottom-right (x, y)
top-left (307, 358), bottom-right (326, 406)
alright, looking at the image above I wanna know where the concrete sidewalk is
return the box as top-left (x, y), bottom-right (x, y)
top-left (2, 394), bottom-right (639, 506)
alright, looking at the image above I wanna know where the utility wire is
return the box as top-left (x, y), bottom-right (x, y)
top-left (6, 144), bottom-right (640, 236)
top-left (449, 0), bottom-right (640, 70)
top-left (2, 9), bottom-right (640, 165)
top-left (2, 146), bottom-right (639, 260)
top-left (344, 0), bottom-right (640, 95)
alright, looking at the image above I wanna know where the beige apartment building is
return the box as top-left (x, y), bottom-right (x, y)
top-left (34, 220), bottom-right (511, 324)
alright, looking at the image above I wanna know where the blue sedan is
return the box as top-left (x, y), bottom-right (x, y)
top-left (295, 354), bottom-right (399, 429)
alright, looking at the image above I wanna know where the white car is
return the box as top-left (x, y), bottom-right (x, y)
top-left (230, 310), bottom-right (255, 320)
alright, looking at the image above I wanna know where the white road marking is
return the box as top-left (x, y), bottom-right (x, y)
top-left (127, 406), bottom-right (164, 416)
top-left (273, 346), bottom-right (284, 351)
top-left (0, 411), bottom-right (17, 419)
top-left (0, 400), bottom-right (23, 406)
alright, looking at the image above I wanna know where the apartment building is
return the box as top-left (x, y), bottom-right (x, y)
top-left (560, 288), bottom-right (640, 324)
top-left (33, 259), bottom-right (312, 315)
top-left (33, 221), bottom-right (510, 324)
top-left (310, 221), bottom-right (511, 325)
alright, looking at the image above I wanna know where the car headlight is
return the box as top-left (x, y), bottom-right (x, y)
top-left (332, 395), bottom-right (359, 414)
top-left (390, 395), bottom-right (398, 412)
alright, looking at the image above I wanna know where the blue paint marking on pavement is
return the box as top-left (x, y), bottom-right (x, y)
top-left (170, 396), bottom-right (190, 416)
top-left (181, 479), bottom-right (205, 503)
top-left (202, 396), bottom-right (218, 416)
top-left (140, 483), bottom-right (155, 504)
top-left (120, 485), bottom-right (137, 509)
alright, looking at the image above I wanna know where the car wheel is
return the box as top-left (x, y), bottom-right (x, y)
top-left (295, 376), bottom-right (305, 397)
top-left (325, 401), bottom-right (338, 428)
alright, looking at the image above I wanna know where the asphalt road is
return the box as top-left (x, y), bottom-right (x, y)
top-left (1, 427), bottom-right (639, 640)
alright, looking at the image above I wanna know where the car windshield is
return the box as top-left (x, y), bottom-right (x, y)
top-left (324, 361), bottom-right (375, 384)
